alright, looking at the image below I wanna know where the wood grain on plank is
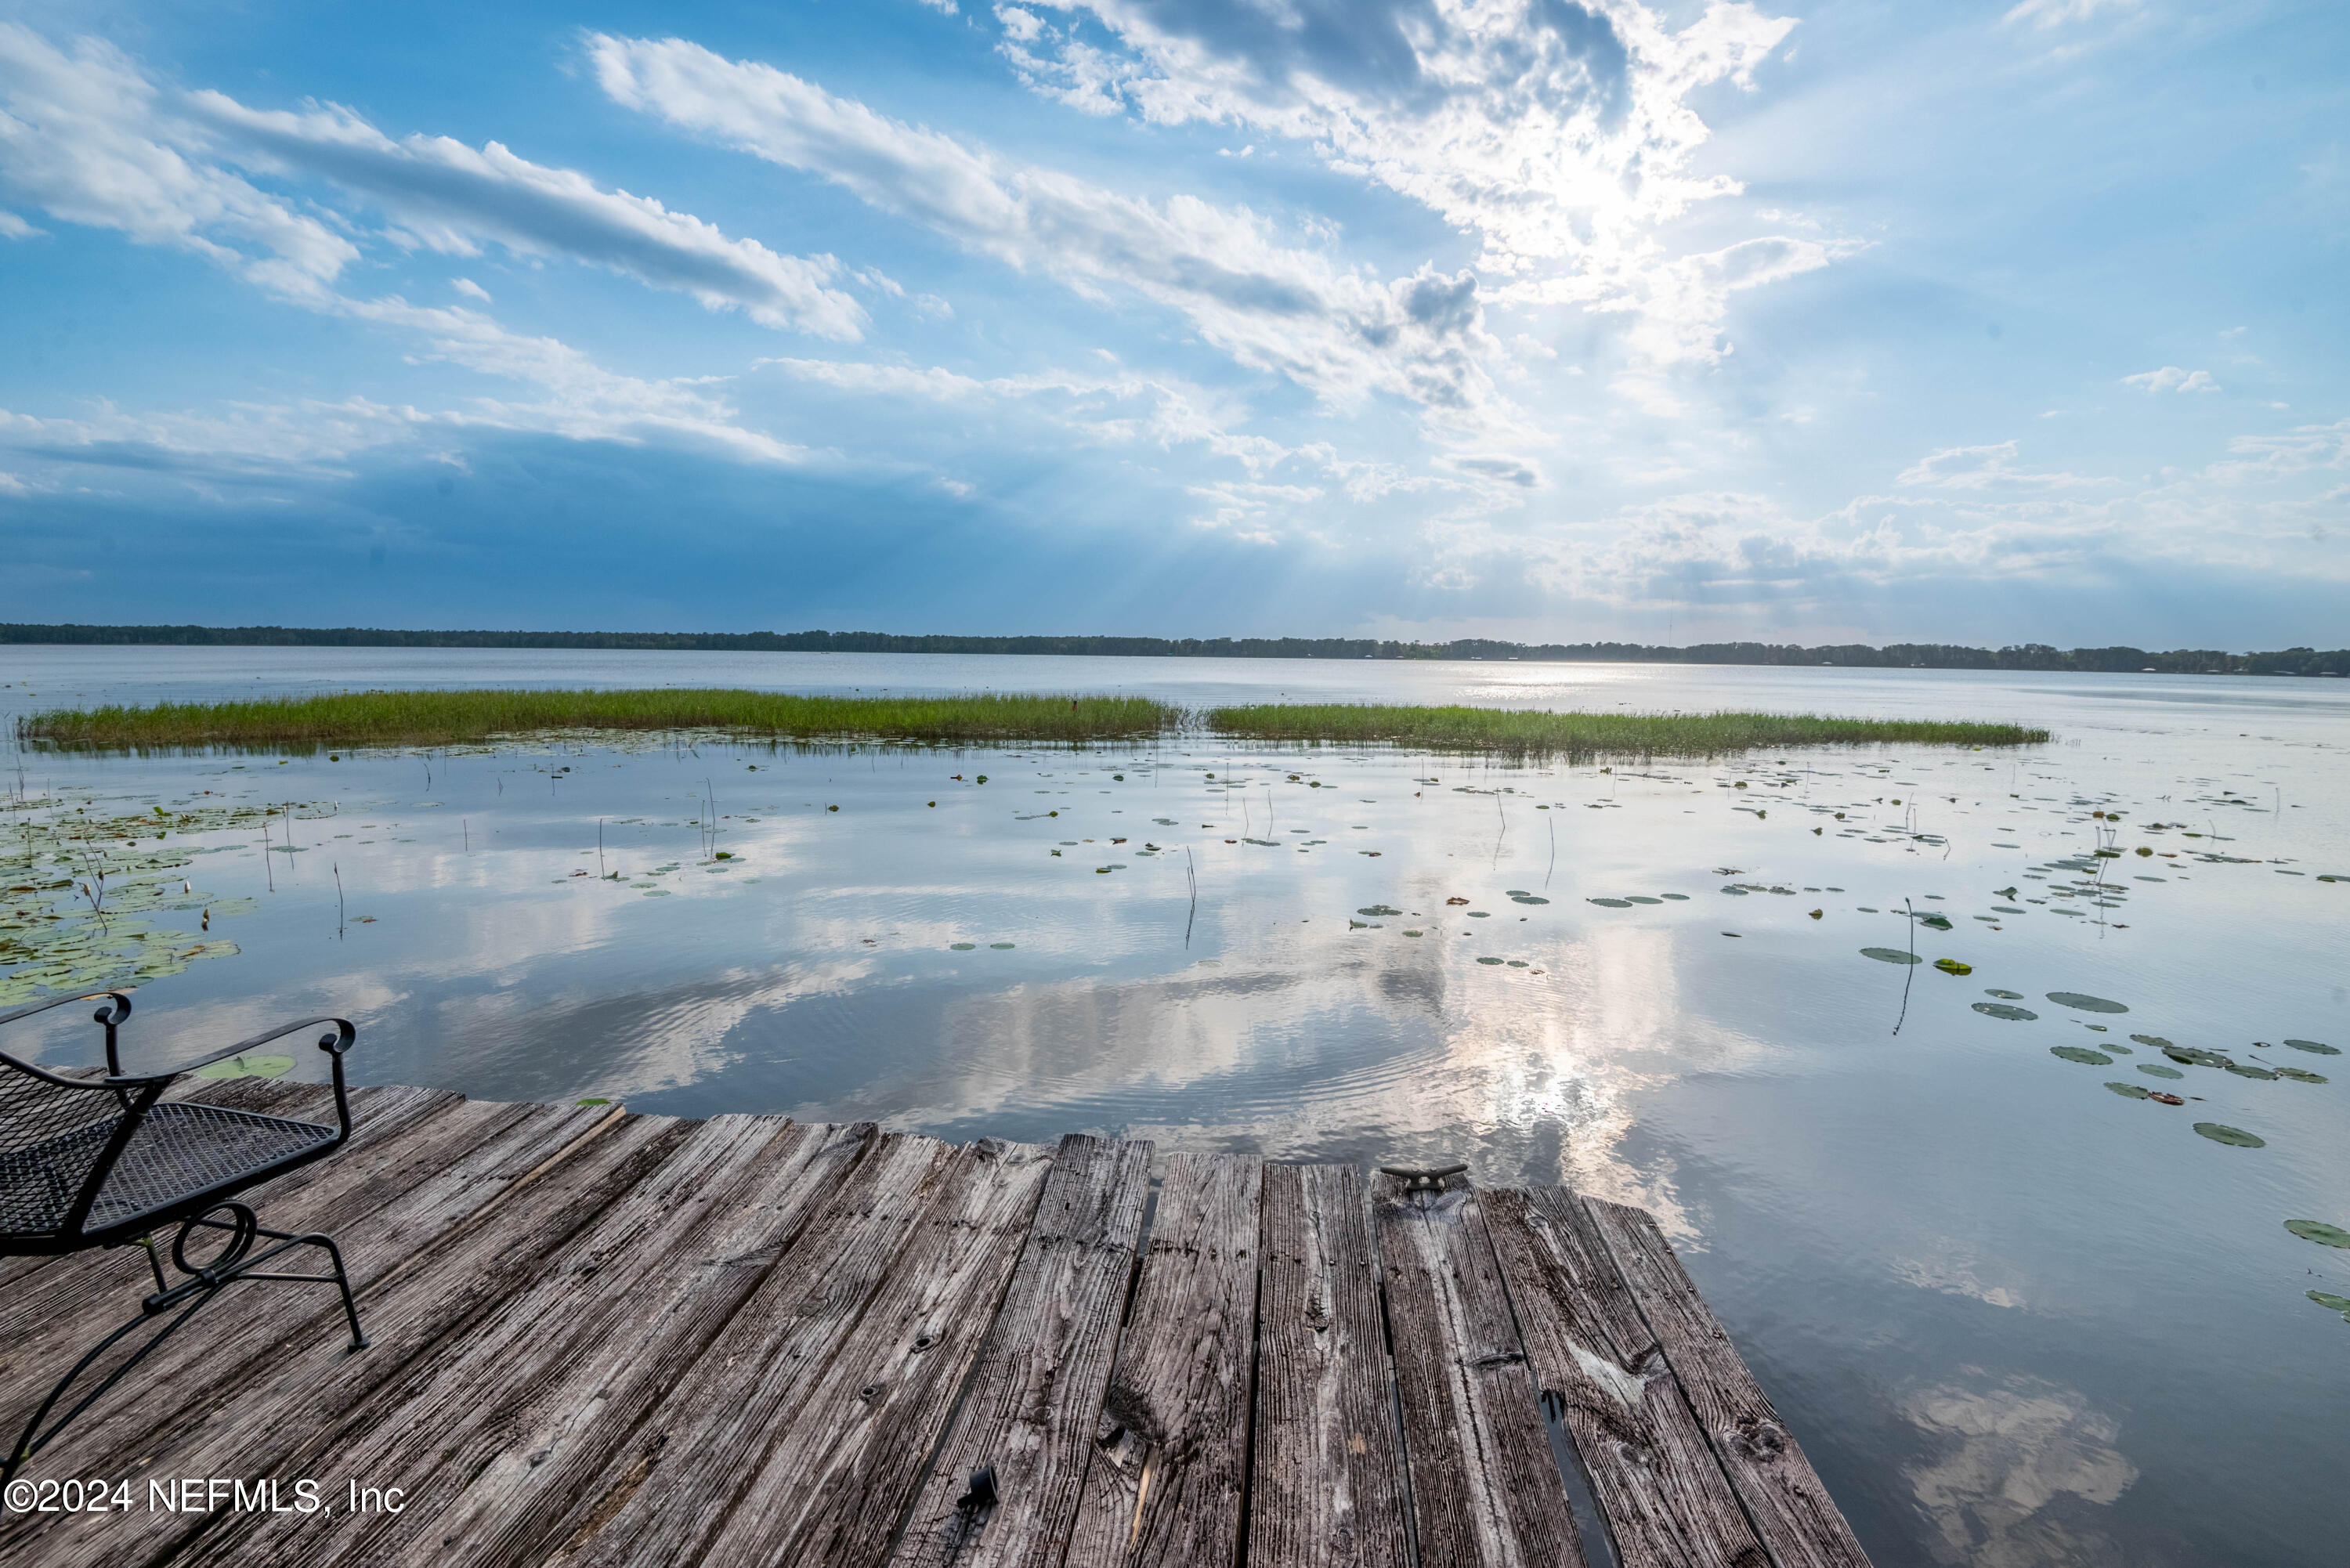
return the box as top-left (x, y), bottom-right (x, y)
top-left (1372, 1170), bottom-right (1585, 1568)
top-left (1582, 1198), bottom-right (1873, 1568)
top-left (693, 1136), bottom-right (1058, 1568)
top-left (1250, 1162), bottom-right (1409, 1568)
top-left (551, 1131), bottom-right (960, 1567)
top-left (889, 1133), bottom-right (1154, 1568)
top-left (0, 1086), bottom-right (501, 1459)
top-left (2, 1102), bottom-right (658, 1566)
top-left (169, 1115), bottom-right (877, 1568)
top-left (1064, 1151), bottom-right (1262, 1568)
top-left (1483, 1187), bottom-right (1768, 1568)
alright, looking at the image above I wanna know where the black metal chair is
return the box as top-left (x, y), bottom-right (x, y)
top-left (0, 990), bottom-right (367, 1481)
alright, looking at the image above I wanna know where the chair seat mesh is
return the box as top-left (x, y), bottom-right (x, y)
top-left (1, 1100), bottom-right (334, 1240)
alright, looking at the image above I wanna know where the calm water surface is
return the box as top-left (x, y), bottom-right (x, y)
top-left (4, 648), bottom-right (2346, 1567)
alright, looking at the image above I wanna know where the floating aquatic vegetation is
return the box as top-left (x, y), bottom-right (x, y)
top-left (1862, 947), bottom-right (1923, 964)
top-left (2047, 992), bottom-right (2129, 1013)
top-left (1466, 910), bottom-right (1489, 918)
top-left (193, 1053), bottom-right (295, 1080)
top-left (1509, 894), bottom-right (1549, 905)
top-left (1914, 913), bottom-right (1953, 930)
top-left (1476, 956), bottom-right (1503, 965)
top-left (2283, 1039), bottom-right (2338, 1055)
top-left (1974, 1003), bottom-right (2037, 1020)
top-left (2105, 1081), bottom-right (2151, 1099)
top-left (2162, 1045), bottom-right (2232, 1068)
top-left (1624, 895), bottom-right (1662, 905)
top-left (949, 941), bottom-right (977, 951)
top-left (2224, 1064), bottom-right (2278, 1080)
top-left (1589, 898), bottom-right (1632, 908)
top-left (2129, 1034), bottom-right (2172, 1050)
top-left (1357, 905), bottom-right (1404, 917)
top-left (2274, 1067), bottom-right (2328, 1083)
top-left (2193, 1123), bottom-right (2265, 1147)
top-left (2149, 1091), bottom-right (2186, 1104)
top-left (1933, 959), bottom-right (1972, 975)
top-left (2285, 1220), bottom-right (2350, 1248)
top-left (990, 942), bottom-right (1015, 949)
top-left (2051, 1046), bottom-right (2113, 1065)
top-left (1985, 988), bottom-right (2024, 999)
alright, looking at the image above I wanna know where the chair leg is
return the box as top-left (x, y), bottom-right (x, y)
top-left (2, 1210), bottom-right (370, 1483)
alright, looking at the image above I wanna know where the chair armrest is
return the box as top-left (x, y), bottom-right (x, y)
top-left (107, 1016), bottom-right (357, 1086)
top-left (0, 990), bottom-right (132, 1033)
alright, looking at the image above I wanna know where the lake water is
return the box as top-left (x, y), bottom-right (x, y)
top-left (3, 646), bottom-right (2345, 1567)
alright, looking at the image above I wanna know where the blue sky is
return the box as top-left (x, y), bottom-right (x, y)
top-left (1, 0), bottom-right (2343, 645)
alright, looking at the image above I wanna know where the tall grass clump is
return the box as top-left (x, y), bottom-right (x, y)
top-left (1202, 703), bottom-right (2048, 758)
top-left (20, 688), bottom-right (1175, 750)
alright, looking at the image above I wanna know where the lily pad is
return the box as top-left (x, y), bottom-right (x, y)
top-left (1915, 913), bottom-right (1953, 930)
top-left (1624, 895), bottom-right (1662, 905)
top-left (990, 942), bottom-right (1015, 950)
top-left (193, 1053), bottom-right (295, 1081)
top-left (1357, 905), bottom-right (1404, 917)
top-left (2104, 1081), bottom-right (2151, 1099)
top-left (1863, 947), bottom-right (1923, 965)
top-left (1509, 894), bottom-right (1551, 905)
top-left (1589, 898), bottom-right (1633, 909)
top-left (2128, 1034), bottom-right (2172, 1050)
top-left (2162, 1046), bottom-right (2232, 1068)
top-left (2047, 992), bottom-right (2128, 1013)
top-left (2051, 1046), bottom-right (2113, 1065)
top-left (1466, 910), bottom-right (1489, 918)
top-left (2137, 1064), bottom-right (2186, 1079)
top-left (2192, 1123), bottom-right (2265, 1147)
top-left (2285, 1220), bottom-right (2350, 1248)
top-left (1984, 988), bottom-right (2023, 999)
top-left (1932, 959), bottom-right (1973, 975)
top-left (949, 941), bottom-right (977, 951)
top-left (2274, 1067), bottom-right (2328, 1083)
top-left (2308, 1291), bottom-right (2350, 1311)
top-left (1476, 956), bottom-right (1504, 966)
top-left (1973, 1003), bottom-right (2038, 1021)
top-left (2224, 1064), bottom-right (2278, 1080)
top-left (2283, 1039), bottom-right (2339, 1055)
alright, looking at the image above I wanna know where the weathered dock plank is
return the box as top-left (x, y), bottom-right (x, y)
top-left (0, 1078), bottom-right (1874, 1568)
top-left (1372, 1170), bottom-right (1585, 1568)
top-left (1483, 1187), bottom-right (1769, 1568)
top-left (0, 1092), bottom-right (563, 1494)
top-left (1065, 1151), bottom-right (1262, 1568)
top-left (550, 1132), bottom-right (958, 1566)
top-left (693, 1137), bottom-right (1057, 1568)
top-left (888, 1133), bottom-right (1154, 1568)
top-left (1249, 1162), bottom-right (1409, 1568)
top-left (5, 1104), bottom-right (674, 1566)
top-left (172, 1115), bottom-right (877, 1568)
top-left (1583, 1198), bottom-right (1874, 1568)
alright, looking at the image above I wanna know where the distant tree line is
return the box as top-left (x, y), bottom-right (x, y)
top-left (2, 623), bottom-right (2344, 676)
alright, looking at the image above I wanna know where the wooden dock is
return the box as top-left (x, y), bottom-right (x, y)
top-left (2, 1080), bottom-right (1872, 1566)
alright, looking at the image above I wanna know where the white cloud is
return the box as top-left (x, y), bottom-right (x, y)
top-left (0, 23), bottom-right (357, 298)
top-left (2003, 0), bottom-right (2142, 29)
top-left (451, 276), bottom-right (493, 303)
top-left (1895, 440), bottom-right (2108, 490)
top-left (0, 208), bottom-right (45, 238)
top-left (185, 90), bottom-right (866, 338)
top-left (0, 23), bottom-right (862, 339)
top-left (2122, 366), bottom-right (2218, 393)
top-left (995, 2), bottom-right (1795, 278)
top-left (588, 34), bottom-right (1509, 421)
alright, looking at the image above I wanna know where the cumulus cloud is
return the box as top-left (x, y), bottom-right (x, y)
top-left (0, 24), bottom-right (357, 298)
top-left (2122, 365), bottom-right (2218, 393)
top-left (0, 23), bottom-right (861, 338)
top-left (0, 208), bottom-right (45, 238)
top-left (1895, 440), bottom-right (2109, 490)
top-left (185, 91), bottom-right (866, 338)
top-left (588, 33), bottom-right (1508, 419)
top-left (991, 2), bottom-right (1793, 275)
top-left (964, 0), bottom-right (1832, 366)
